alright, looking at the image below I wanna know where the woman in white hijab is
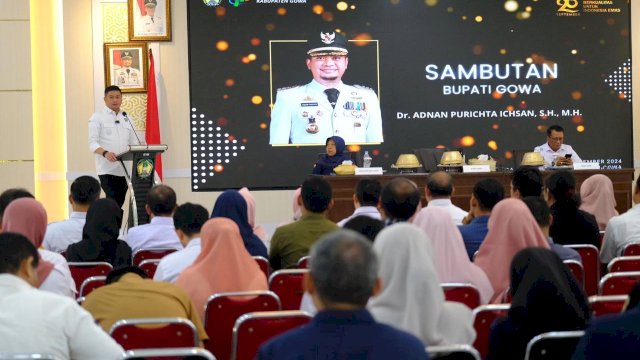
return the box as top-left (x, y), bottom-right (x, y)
top-left (368, 223), bottom-right (476, 346)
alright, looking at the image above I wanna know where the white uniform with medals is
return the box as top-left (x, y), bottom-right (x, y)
top-left (139, 14), bottom-right (163, 34)
top-left (269, 80), bottom-right (383, 145)
top-left (113, 67), bottom-right (142, 87)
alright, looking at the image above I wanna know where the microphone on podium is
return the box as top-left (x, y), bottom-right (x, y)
top-left (122, 111), bottom-right (143, 145)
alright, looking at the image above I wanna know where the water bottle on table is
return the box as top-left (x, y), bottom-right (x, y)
top-left (363, 151), bottom-right (372, 168)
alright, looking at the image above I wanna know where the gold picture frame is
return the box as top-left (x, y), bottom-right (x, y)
top-left (104, 42), bottom-right (149, 93)
top-left (128, 0), bottom-right (172, 41)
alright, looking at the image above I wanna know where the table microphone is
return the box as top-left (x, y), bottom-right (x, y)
top-left (122, 111), bottom-right (143, 145)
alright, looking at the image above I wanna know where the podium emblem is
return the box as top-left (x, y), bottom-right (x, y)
top-left (136, 159), bottom-right (154, 179)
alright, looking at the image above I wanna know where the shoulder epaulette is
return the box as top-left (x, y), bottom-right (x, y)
top-left (277, 85), bottom-right (302, 92)
top-left (353, 84), bottom-right (374, 91)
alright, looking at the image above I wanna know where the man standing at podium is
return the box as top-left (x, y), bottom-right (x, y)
top-left (88, 85), bottom-right (139, 208)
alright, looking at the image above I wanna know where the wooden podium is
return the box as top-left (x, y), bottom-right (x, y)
top-left (116, 144), bottom-right (168, 226)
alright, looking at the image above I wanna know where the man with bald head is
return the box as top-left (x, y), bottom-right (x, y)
top-left (379, 177), bottom-right (421, 225)
top-left (423, 171), bottom-right (467, 225)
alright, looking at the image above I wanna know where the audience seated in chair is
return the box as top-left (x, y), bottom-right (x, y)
top-left (65, 198), bottom-right (132, 269)
top-left (176, 218), bottom-right (267, 320)
top-left (154, 203), bottom-right (208, 283)
top-left (0, 233), bottom-right (123, 358)
top-left (579, 174), bottom-right (618, 231)
top-left (474, 198), bottom-right (550, 303)
top-left (510, 166), bottom-right (543, 199)
top-left (413, 206), bottom-right (493, 304)
top-left (337, 179), bottom-right (382, 227)
top-left (600, 176), bottom-right (640, 265)
top-left (82, 266), bottom-right (207, 345)
top-left (0, 188), bottom-right (34, 229)
top-left (487, 248), bottom-right (590, 360)
top-left (43, 176), bottom-right (101, 253)
top-left (343, 215), bottom-right (385, 242)
top-left (270, 177), bottom-right (338, 270)
top-left (379, 177), bottom-right (422, 225)
top-left (211, 190), bottom-right (268, 258)
top-left (369, 223), bottom-right (475, 346)
top-left (422, 171), bottom-right (468, 225)
top-left (258, 229), bottom-right (429, 359)
top-left (238, 187), bottom-right (268, 241)
top-left (2, 198), bottom-right (75, 298)
top-left (126, 184), bottom-right (182, 252)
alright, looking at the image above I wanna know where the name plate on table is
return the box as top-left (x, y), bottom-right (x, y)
top-left (355, 167), bottom-right (384, 175)
top-left (573, 162), bottom-right (600, 170)
top-left (463, 165), bottom-right (491, 173)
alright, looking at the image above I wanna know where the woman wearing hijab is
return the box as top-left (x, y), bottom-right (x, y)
top-left (238, 187), bottom-right (267, 241)
top-left (2, 198), bottom-right (76, 298)
top-left (176, 218), bottom-right (268, 319)
top-left (579, 174), bottom-right (618, 231)
top-left (66, 198), bottom-right (132, 268)
top-left (413, 206), bottom-right (493, 304)
top-left (368, 223), bottom-right (475, 346)
top-left (487, 248), bottom-right (590, 360)
top-left (474, 198), bottom-right (550, 303)
top-left (312, 136), bottom-right (352, 175)
top-left (211, 190), bottom-right (268, 258)
top-left (546, 170), bottom-right (600, 248)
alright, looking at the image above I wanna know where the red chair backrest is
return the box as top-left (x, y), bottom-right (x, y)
top-left (589, 295), bottom-right (628, 317)
top-left (296, 256), bottom-right (310, 269)
top-left (138, 259), bottom-right (161, 278)
top-left (67, 262), bottom-right (113, 293)
top-left (231, 311), bottom-right (312, 360)
top-left (472, 304), bottom-right (510, 360)
top-left (563, 260), bottom-right (585, 289)
top-left (204, 291), bottom-right (281, 360)
top-left (622, 242), bottom-right (640, 256)
top-left (268, 269), bottom-right (308, 310)
top-left (78, 275), bottom-right (107, 298)
top-left (132, 248), bottom-right (177, 267)
top-left (441, 283), bottom-right (481, 310)
top-left (598, 271), bottom-right (640, 296)
top-left (109, 318), bottom-right (199, 350)
top-left (607, 256), bottom-right (640, 273)
top-left (566, 245), bottom-right (600, 296)
top-left (252, 256), bottom-right (270, 279)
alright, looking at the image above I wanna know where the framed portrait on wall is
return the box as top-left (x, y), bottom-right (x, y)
top-left (128, 0), bottom-right (172, 41)
top-left (104, 42), bottom-right (148, 93)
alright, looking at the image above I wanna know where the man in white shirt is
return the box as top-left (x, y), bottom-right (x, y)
top-left (126, 184), bottom-right (182, 252)
top-left (154, 203), bottom-right (208, 283)
top-left (43, 176), bottom-right (101, 253)
top-left (533, 124), bottom-right (582, 167)
top-left (88, 85), bottom-right (140, 208)
top-left (337, 179), bottom-right (382, 226)
top-left (600, 177), bottom-right (640, 264)
top-left (422, 171), bottom-right (467, 225)
top-left (0, 232), bottom-right (123, 359)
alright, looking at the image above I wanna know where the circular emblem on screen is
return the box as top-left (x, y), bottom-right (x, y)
top-left (136, 159), bottom-right (154, 179)
top-left (203, 0), bottom-right (222, 7)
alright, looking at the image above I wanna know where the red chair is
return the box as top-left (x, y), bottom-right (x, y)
top-left (472, 304), bottom-right (510, 360)
top-left (268, 269), bottom-right (308, 310)
top-left (566, 245), bottom-right (600, 296)
top-left (67, 262), bottom-right (113, 293)
top-left (204, 291), bottom-right (281, 360)
top-left (231, 311), bottom-right (313, 360)
top-left (109, 317), bottom-right (199, 350)
top-left (296, 256), bottom-right (310, 269)
top-left (598, 271), bottom-right (640, 295)
top-left (441, 283), bottom-right (481, 310)
top-left (253, 256), bottom-right (270, 279)
top-left (622, 242), bottom-right (640, 256)
top-left (138, 259), bottom-right (161, 278)
top-left (563, 260), bottom-right (585, 289)
top-left (588, 295), bottom-right (629, 317)
top-left (132, 248), bottom-right (177, 267)
top-left (78, 275), bottom-right (107, 299)
top-left (607, 256), bottom-right (640, 273)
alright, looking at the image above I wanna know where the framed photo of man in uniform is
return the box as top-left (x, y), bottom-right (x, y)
top-left (104, 42), bottom-right (148, 93)
top-left (128, 0), bottom-right (172, 41)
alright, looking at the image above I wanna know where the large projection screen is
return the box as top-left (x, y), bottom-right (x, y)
top-left (187, 0), bottom-right (631, 191)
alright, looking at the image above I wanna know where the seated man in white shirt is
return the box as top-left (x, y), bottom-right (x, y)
top-left (0, 232), bottom-right (123, 358)
top-left (337, 179), bottom-right (382, 227)
top-left (533, 124), bottom-right (582, 167)
top-left (126, 184), bottom-right (182, 252)
top-left (422, 170), bottom-right (467, 225)
top-left (44, 176), bottom-right (101, 253)
top-left (600, 177), bottom-right (640, 264)
top-left (154, 203), bottom-right (209, 283)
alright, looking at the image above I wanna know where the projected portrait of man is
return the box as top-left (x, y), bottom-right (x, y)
top-left (269, 31), bottom-right (383, 145)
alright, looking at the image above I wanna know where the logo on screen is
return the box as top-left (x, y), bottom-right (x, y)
top-left (557, 0), bottom-right (579, 13)
top-left (229, 0), bottom-right (250, 7)
top-left (203, 0), bottom-right (222, 6)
